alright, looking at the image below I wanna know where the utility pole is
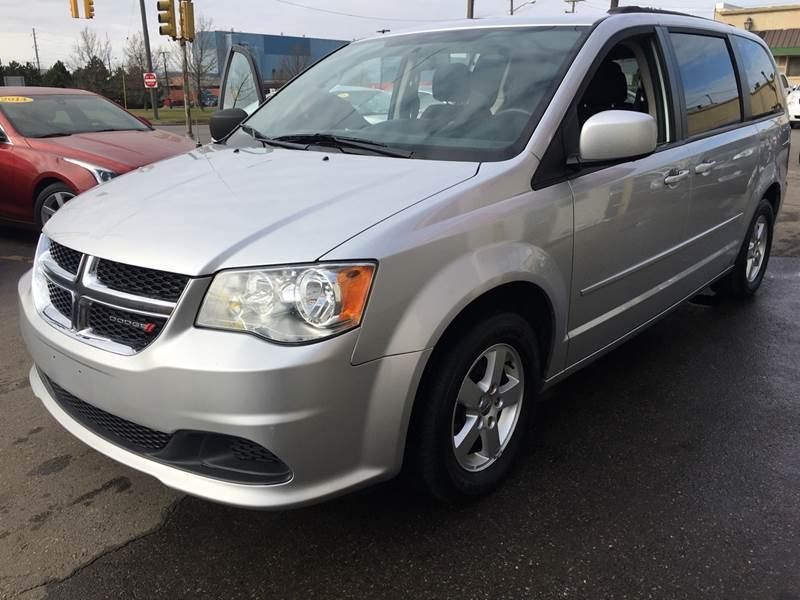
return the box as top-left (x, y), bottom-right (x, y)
top-left (32, 28), bottom-right (41, 73)
top-left (609, 0), bottom-right (619, 8)
top-left (122, 68), bottom-right (128, 109)
top-left (179, 0), bottom-right (195, 140)
top-left (467, 0), bottom-right (474, 18)
top-left (181, 38), bottom-right (193, 140)
top-left (564, 0), bottom-right (584, 12)
top-left (138, 0), bottom-right (159, 120)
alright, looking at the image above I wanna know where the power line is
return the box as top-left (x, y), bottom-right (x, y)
top-left (271, 0), bottom-right (451, 23)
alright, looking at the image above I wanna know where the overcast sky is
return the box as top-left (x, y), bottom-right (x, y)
top-left (0, 0), bottom-right (761, 69)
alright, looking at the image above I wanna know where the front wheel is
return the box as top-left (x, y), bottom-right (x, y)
top-left (409, 312), bottom-right (540, 503)
top-left (34, 182), bottom-right (75, 228)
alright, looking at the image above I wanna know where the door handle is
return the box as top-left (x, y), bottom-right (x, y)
top-left (695, 161), bottom-right (716, 175)
top-left (664, 169), bottom-right (690, 186)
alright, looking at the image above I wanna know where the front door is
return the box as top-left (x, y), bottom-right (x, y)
top-left (566, 31), bottom-right (697, 366)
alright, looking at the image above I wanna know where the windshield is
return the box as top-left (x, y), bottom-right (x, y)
top-left (0, 94), bottom-right (148, 138)
top-left (239, 26), bottom-right (588, 161)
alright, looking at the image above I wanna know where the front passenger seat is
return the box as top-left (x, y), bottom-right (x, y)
top-left (578, 59), bottom-right (628, 125)
top-left (421, 63), bottom-right (471, 123)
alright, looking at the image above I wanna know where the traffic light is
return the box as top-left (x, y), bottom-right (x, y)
top-left (83, 0), bottom-right (94, 18)
top-left (179, 0), bottom-right (195, 42)
top-left (156, 0), bottom-right (177, 39)
top-left (69, 0), bottom-right (79, 18)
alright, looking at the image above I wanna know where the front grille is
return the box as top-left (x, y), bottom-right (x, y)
top-left (46, 375), bottom-right (172, 452)
top-left (49, 242), bottom-right (82, 274)
top-left (86, 303), bottom-right (166, 352)
top-left (231, 438), bottom-right (284, 465)
top-left (95, 259), bottom-right (189, 302)
top-left (47, 282), bottom-right (72, 319)
top-left (38, 237), bottom-right (191, 354)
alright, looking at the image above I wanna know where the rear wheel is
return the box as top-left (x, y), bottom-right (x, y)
top-left (714, 198), bottom-right (774, 299)
top-left (409, 312), bottom-right (540, 503)
top-left (35, 182), bottom-right (75, 228)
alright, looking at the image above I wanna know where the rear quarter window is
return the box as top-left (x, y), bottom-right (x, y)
top-left (669, 33), bottom-right (742, 136)
top-left (733, 36), bottom-right (784, 118)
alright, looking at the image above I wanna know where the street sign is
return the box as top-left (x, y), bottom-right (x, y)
top-left (143, 72), bottom-right (159, 89)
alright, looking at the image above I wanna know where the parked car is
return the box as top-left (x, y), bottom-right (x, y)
top-left (0, 87), bottom-right (194, 226)
top-left (20, 10), bottom-right (787, 509)
top-left (787, 86), bottom-right (800, 127)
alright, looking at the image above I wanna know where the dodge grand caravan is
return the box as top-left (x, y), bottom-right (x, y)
top-left (19, 9), bottom-right (788, 508)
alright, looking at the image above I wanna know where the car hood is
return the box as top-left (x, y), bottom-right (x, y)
top-left (28, 129), bottom-right (195, 171)
top-left (46, 145), bottom-right (479, 275)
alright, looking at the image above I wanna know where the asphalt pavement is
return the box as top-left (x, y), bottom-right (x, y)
top-left (1, 132), bottom-right (799, 599)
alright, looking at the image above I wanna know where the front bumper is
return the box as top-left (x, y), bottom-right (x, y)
top-left (19, 270), bottom-right (428, 509)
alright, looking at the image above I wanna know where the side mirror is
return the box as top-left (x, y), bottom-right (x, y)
top-left (210, 108), bottom-right (248, 142)
top-left (579, 110), bottom-right (657, 163)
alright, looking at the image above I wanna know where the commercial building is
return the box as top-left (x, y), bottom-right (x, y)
top-left (714, 3), bottom-right (800, 84)
top-left (200, 31), bottom-right (347, 83)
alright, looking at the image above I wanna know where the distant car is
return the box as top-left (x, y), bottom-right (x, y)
top-left (0, 87), bottom-right (195, 227)
top-left (330, 86), bottom-right (393, 124)
top-left (787, 87), bottom-right (800, 127)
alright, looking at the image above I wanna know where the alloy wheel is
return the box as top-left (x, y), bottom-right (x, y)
top-left (746, 215), bottom-right (769, 283)
top-left (451, 343), bottom-right (525, 472)
top-left (40, 191), bottom-right (75, 225)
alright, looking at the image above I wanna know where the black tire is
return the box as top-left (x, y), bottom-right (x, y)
top-left (34, 182), bottom-right (75, 229)
top-left (408, 312), bottom-right (540, 503)
top-left (714, 198), bottom-right (775, 299)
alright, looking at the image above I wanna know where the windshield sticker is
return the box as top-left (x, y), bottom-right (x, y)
top-left (0, 96), bottom-right (34, 103)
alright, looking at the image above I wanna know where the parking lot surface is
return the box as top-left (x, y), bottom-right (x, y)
top-left (1, 131), bottom-right (799, 599)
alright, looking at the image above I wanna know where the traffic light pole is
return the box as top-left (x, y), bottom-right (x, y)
top-left (180, 39), bottom-right (193, 140)
top-left (139, 0), bottom-right (159, 120)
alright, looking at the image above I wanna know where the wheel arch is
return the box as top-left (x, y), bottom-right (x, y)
top-left (426, 280), bottom-right (556, 380)
top-left (763, 181), bottom-right (781, 217)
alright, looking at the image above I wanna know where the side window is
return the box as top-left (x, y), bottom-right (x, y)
top-left (533, 33), bottom-right (670, 189)
top-left (577, 37), bottom-right (670, 143)
top-left (733, 36), bottom-right (784, 118)
top-left (669, 33), bottom-right (741, 136)
top-left (222, 52), bottom-right (260, 113)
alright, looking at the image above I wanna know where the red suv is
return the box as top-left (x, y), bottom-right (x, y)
top-left (0, 87), bottom-right (195, 227)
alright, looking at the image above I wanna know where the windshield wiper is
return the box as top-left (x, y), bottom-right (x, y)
top-left (30, 132), bottom-right (72, 138)
top-left (273, 133), bottom-right (413, 158)
top-left (240, 124), bottom-right (308, 150)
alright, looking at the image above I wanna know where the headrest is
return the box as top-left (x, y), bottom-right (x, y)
top-left (470, 55), bottom-right (505, 110)
top-left (584, 60), bottom-right (628, 108)
top-left (432, 62), bottom-right (471, 103)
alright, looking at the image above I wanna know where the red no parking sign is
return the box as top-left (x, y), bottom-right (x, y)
top-left (143, 72), bottom-right (158, 89)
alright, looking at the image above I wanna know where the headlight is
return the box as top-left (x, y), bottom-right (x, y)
top-left (31, 235), bottom-right (51, 313)
top-left (64, 157), bottom-right (118, 184)
top-left (196, 263), bottom-right (376, 343)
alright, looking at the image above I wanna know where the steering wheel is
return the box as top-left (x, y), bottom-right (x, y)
top-left (493, 108), bottom-right (532, 119)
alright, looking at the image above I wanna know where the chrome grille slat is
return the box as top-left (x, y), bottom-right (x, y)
top-left (38, 239), bottom-right (190, 354)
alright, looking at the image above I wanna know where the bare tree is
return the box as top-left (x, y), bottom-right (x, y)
top-left (187, 15), bottom-right (216, 109)
top-left (276, 45), bottom-right (311, 82)
top-left (124, 33), bottom-right (147, 72)
top-left (71, 28), bottom-right (112, 70)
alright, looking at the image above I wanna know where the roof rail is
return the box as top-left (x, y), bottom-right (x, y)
top-left (607, 6), bottom-right (714, 21)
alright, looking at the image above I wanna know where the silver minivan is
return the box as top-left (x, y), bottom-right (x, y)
top-left (19, 9), bottom-right (788, 508)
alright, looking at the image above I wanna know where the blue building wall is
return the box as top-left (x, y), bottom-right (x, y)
top-left (202, 31), bottom-right (347, 80)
